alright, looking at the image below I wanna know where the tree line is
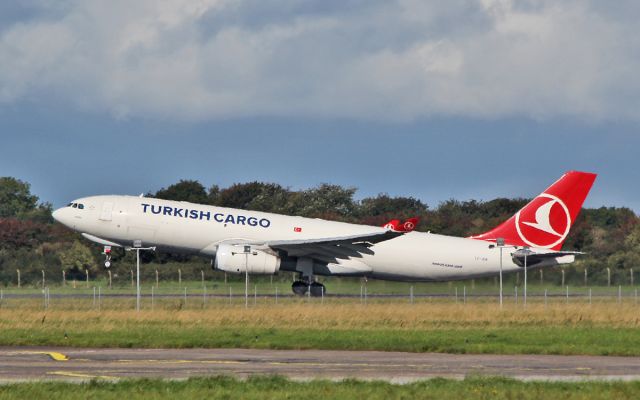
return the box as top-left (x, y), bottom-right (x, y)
top-left (0, 177), bottom-right (638, 286)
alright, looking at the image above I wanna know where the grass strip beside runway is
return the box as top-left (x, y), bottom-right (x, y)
top-left (1, 376), bottom-right (640, 400)
top-left (1, 302), bottom-right (640, 355)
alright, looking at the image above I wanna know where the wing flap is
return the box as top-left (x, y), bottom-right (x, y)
top-left (267, 230), bottom-right (403, 262)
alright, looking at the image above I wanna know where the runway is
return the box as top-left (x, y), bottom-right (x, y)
top-left (2, 347), bottom-right (640, 383)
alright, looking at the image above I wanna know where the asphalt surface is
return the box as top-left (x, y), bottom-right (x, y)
top-left (2, 347), bottom-right (640, 383)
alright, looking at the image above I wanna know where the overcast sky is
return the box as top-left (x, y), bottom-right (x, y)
top-left (1, 1), bottom-right (638, 212)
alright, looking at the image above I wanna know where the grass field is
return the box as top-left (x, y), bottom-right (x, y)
top-left (1, 376), bottom-right (639, 400)
top-left (1, 299), bottom-right (640, 355)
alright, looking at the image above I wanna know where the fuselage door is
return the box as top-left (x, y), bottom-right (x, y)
top-left (100, 202), bottom-right (114, 221)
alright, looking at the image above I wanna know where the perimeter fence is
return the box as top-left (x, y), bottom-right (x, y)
top-left (1, 278), bottom-right (639, 311)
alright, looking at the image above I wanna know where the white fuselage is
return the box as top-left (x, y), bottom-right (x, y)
top-left (53, 195), bottom-right (534, 281)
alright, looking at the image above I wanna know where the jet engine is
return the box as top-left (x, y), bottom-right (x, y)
top-left (214, 244), bottom-right (281, 274)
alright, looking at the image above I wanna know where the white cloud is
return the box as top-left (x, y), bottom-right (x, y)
top-left (0, 0), bottom-right (638, 122)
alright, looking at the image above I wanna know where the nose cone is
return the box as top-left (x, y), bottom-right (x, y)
top-left (52, 207), bottom-right (71, 228)
top-left (52, 208), bottom-right (62, 223)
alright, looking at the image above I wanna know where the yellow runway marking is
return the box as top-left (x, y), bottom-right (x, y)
top-left (48, 371), bottom-right (119, 380)
top-left (11, 351), bottom-right (69, 361)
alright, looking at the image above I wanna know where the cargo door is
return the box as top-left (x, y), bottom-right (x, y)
top-left (100, 202), bottom-right (113, 221)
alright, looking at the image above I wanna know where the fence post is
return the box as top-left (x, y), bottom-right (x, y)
top-left (455, 287), bottom-right (458, 303)
top-left (203, 285), bottom-right (207, 307)
top-left (254, 285), bottom-right (257, 306)
top-left (364, 281), bottom-right (368, 305)
top-left (584, 268), bottom-right (588, 286)
top-left (85, 269), bottom-right (89, 288)
top-left (275, 286), bottom-right (278, 304)
top-left (561, 269), bottom-right (565, 287)
top-left (607, 268), bottom-right (611, 287)
top-left (201, 270), bottom-right (204, 287)
top-left (589, 288), bottom-right (592, 304)
top-left (63, 270), bottom-right (66, 286)
top-left (155, 269), bottom-right (159, 289)
top-left (98, 286), bottom-right (101, 311)
top-left (183, 287), bottom-right (187, 306)
top-left (410, 285), bottom-right (414, 304)
top-left (463, 285), bottom-right (466, 304)
top-left (178, 269), bottom-right (182, 288)
top-left (108, 270), bottom-right (112, 289)
top-left (515, 286), bottom-right (518, 304)
top-left (42, 270), bottom-right (45, 288)
top-left (631, 269), bottom-right (634, 287)
top-left (131, 270), bottom-right (134, 288)
top-left (566, 285), bottom-right (569, 304)
top-left (540, 269), bottom-right (543, 285)
top-left (151, 285), bottom-right (154, 310)
top-left (17, 269), bottom-right (20, 288)
top-left (544, 289), bottom-right (547, 306)
top-left (93, 287), bottom-right (96, 308)
top-left (618, 285), bottom-right (622, 304)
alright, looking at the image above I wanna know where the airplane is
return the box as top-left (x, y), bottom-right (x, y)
top-left (52, 171), bottom-right (596, 296)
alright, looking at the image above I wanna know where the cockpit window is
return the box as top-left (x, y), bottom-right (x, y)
top-left (78, 204), bottom-right (84, 209)
top-left (67, 203), bottom-right (73, 207)
top-left (72, 203), bottom-right (78, 208)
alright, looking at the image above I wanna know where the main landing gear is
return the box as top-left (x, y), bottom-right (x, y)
top-left (292, 280), bottom-right (326, 297)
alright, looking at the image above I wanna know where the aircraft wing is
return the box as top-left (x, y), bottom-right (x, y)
top-left (263, 230), bottom-right (403, 264)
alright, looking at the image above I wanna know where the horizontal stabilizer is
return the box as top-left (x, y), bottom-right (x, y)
top-left (511, 248), bottom-right (583, 267)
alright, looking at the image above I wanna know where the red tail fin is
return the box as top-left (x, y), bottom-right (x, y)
top-left (383, 217), bottom-right (419, 232)
top-left (470, 171), bottom-right (596, 250)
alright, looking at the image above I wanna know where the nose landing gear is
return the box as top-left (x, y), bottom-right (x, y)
top-left (103, 246), bottom-right (112, 268)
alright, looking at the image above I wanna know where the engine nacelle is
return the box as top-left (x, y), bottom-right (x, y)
top-left (214, 244), bottom-right (281, 274)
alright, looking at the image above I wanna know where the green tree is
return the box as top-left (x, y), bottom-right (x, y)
top-left (217, 182), bottom-right (290, 212)
top-left (154, 180), bottom-right (209, 204)
top-left (0, 177), bottom-right (39, 218)
top-left (358, 194), bottom-right (427, 217)
top-left (58, 240), bottom-right (96, 274)
top-left (286, 184), bottom-right (357, 219)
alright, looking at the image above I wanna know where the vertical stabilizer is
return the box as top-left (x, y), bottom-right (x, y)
top-left (470, 171), bottom-right (597, 250)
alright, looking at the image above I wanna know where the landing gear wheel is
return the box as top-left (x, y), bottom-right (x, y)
top-left (310, 282), bottom-right (326, 297)
top-left (292, 281), bottom-right (308, 296)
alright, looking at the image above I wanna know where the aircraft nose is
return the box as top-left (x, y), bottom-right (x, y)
top-left (52, 207), bottom-right (65, 224)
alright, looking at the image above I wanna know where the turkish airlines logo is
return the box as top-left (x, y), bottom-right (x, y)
top-left (515, 194), bottom-right (571, 248)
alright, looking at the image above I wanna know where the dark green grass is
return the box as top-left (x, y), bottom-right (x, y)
top-left (1, 376), bottom-right (638, 400)
top-left (2, 325), bottom-right (640, 356)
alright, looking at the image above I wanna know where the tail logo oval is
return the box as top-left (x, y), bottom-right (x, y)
top-left (515, 194), bottom-right (571, 248)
